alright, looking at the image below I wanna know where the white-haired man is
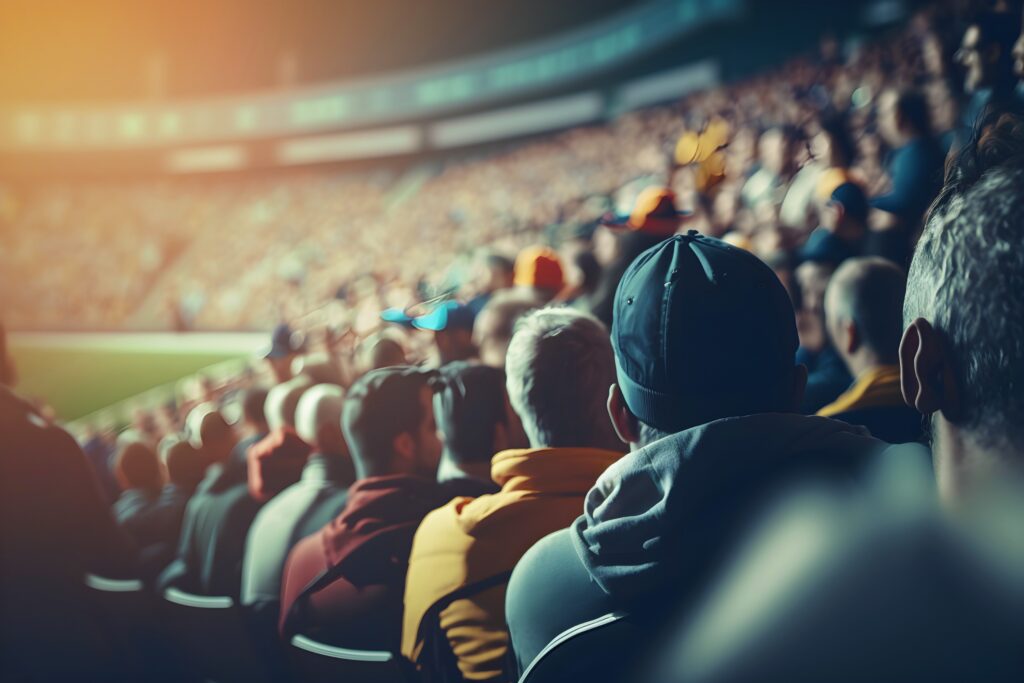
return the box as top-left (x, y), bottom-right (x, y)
top-left (241, 384), bottom-right (355, 613)
top-left (401, 308), bottom-right (623, 682)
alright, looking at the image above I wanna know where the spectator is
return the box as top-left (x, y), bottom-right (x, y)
top-left (116, 437), bottom-right (204, 580)
top-left (870, 88), bottom-right (945, 265)
top-left (402, 309), bottom-right (623, 682)
top-left (818, 258), bottom-right (921, 443)
top-left (413, 301), bottom-right (479, 366)
top-left (265, 323), bottom-right (305, 383)
top-left (468, 253), bottom-right (516, 314)
top-left (794, 257), bottom-right (853, 414)
top-left (505, 234), bottom-right (924, 677)
top-left (471, 290), bottom-right (542, 368)
top-left (187, 405), bottom-right (240, 475)
top-left (227, 387), bottom-right (270, 472)
top-left (742, 127), bottom-right (797, 210)
top-left (158, 406), bottom-right (262, 598)
top-left (161, 436), bottom-right (208, 495)
top-left (430, 361), bottom-right (525, 492)
top-left (586, 186), bottom-right (690, 327)
top-left (956, 11), bottom-right (1021, 135)
top-left (900, 112), bottom-right (1024, 505)
top-left (513, 246), bottom-right (565, 302)
top-left (1, 386), bottom-right (136, 679)
top-left (657, 122), bottom-right (1024, 679)
top-left (278, 367), bottom-right (471, 650)
top-left (800, 182), bottom-right (870, 267)
top-left (361, 332), bottom-right (408, 372)
top-left (112, 439), bottom-right (181, 578)
top-left (241, 384), bottom-right (354, 612)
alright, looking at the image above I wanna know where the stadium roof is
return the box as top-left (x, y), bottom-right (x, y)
top-left (0, 0), bottom-right (642, 102)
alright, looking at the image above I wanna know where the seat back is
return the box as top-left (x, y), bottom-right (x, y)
top-left (519, 612), bottom-right (636, 683)
top-left (162, 588), bottom-right (276, 683)
top-left (289, 634), bottom-right (408, 683)
top-left (84, 573), bottom-right (189, 682)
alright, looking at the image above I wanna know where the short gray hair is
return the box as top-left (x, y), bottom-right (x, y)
top-left (826, 257), bottom-right (906, 363)
top-left (905, 161), bottom-right (1024, 450)
top-left (505, 307), bottom-right (616, 448)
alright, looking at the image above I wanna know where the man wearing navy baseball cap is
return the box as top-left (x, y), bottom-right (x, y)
top-left (505, 231), bottom-right (929, 679)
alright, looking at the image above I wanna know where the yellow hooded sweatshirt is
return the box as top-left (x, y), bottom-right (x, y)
top-left (401, 446), bottom-right (622, 681)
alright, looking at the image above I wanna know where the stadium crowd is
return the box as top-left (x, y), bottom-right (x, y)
top-left (4, 1), bottom-right (1024, 681)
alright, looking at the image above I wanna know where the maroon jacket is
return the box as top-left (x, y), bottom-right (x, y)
top-left (279, 474), bottom-right (490, 650)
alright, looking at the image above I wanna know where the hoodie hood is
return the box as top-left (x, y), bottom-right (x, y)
top-left (571, 413), bottom-right (928, 599)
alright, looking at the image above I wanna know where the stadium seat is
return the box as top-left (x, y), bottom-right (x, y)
top-left (289, 634), bottom-right (409, 683)
top-left (83, 574), bottom-right (186, 682)
top-left (161, 587), bottom-right (281, 683)
top-left (518, 612), bottom-right (636, 683)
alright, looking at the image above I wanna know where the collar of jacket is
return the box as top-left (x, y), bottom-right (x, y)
top-left (490, 447), bottom-right (624, 495)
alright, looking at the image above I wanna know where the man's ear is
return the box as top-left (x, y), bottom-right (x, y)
top-left (391, 432), bottom-right (415, 468)
top-left (844, 320), bottom-right (861, 356)
top-left (900, 318), bottom-right (959, 417)
top-left (790, 364), bottom-right (808, 412)
top-left (607, 384), bottom-right (640, 446)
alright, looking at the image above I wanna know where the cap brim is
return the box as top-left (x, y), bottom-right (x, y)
top-left (411, 306), bottom-right (450, 331)
top-left (381, 307), bottom-right (416, 324)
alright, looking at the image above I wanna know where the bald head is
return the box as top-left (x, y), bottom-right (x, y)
top-left (295, 384), bottom-right (347, 456)
top-left (825, 258), bottom-right (906, 367)
top-left (265, 376), bottom-right (314, 432)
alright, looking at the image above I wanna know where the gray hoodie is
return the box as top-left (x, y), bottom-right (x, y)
top-left (570, 413), bottom-right (930, 599)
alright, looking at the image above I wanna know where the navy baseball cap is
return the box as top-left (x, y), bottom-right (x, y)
top-left (612, 231), bottom-right (798, 433)
top-left (265, 323), bottom-right (305, 359)
top-left (829, 182), bottom-right (869, 225)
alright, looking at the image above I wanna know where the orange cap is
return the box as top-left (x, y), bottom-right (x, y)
top-left (514, 246), bottom-right (565, 291)
top-left (610, 187), bottom-right (690, 237)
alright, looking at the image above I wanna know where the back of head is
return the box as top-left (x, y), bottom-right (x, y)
top-left (361, 333), bottom-right (408, 371)
top-left (433, 361), bottom-right (508, 466)
top-left (485, 253), bottom-right (516, 290)
top-left (612, 232), bottom-right (800, 438)
top-left (817, 111), bottom-right (856, 168)
top-left (895, 88), bottom-right (933, 138)
top-left (905, 112), bottom-right (1024, 452)
top-left (265, 376), bottom-right (314, 432)
top-left (472, 290), bottom-right (543, 368)
top-left (186, 405), bottom-right (237, 464)
top-left (241, 387), bottom-right (269, 430)
top-left (161, 437), bottom-right (207, 492)
top-left (505, 307), bottom-right (619, 449)
top-left (514, 245), bottom-right (565, 296)
top-left (826, 257), bottom-right (906, 365)
top-left (342, 366), bottom-right (434, 479)
top-left (115, 440), bottom-right (163, 493)
top-left (294, 383), bottom-right (346, 456)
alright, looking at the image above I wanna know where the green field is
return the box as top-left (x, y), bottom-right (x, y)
top-left (9, 333), bottom-right (266, 423)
